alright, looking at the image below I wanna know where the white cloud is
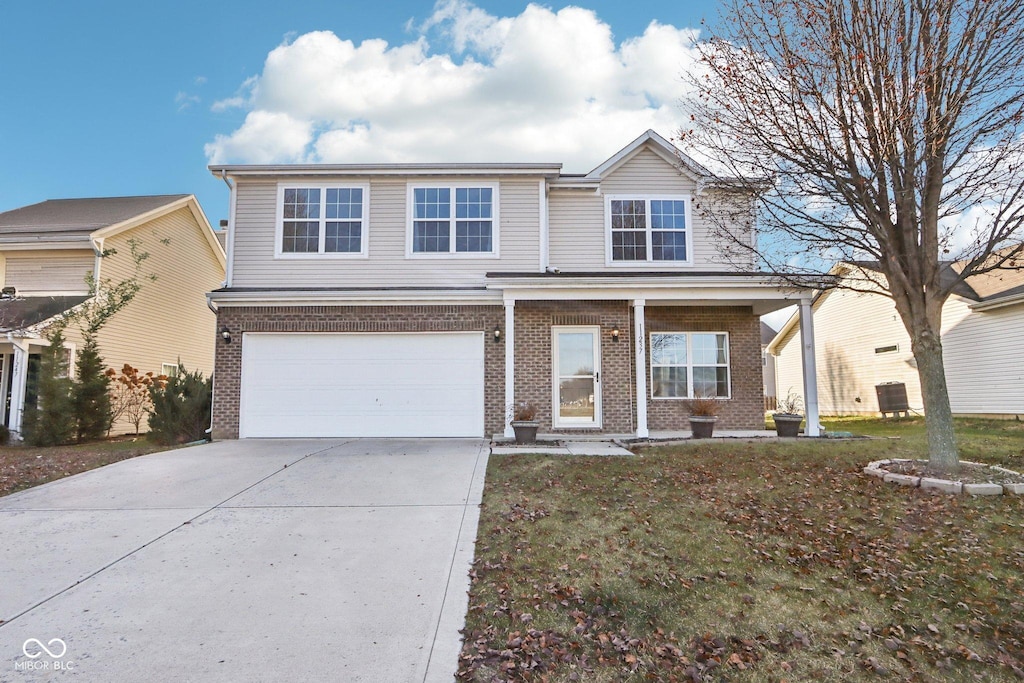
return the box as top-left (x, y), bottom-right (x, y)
top-left (204, 1), bottom-right (701, 171)
top-left (175, 91), bottom-right (200, 111)
top-left (204, 111), bottom-right (312, 164)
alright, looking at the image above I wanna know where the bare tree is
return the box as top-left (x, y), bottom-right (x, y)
top-left (680, 0), bottom-right (1024, 470)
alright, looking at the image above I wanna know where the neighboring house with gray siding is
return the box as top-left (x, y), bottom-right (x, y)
top-left (208, 130), bottom-right (820, 440)
top-left (769, 257), bottom-right (1024, 419)
top-left (0, 195), bottom-right (226, 436)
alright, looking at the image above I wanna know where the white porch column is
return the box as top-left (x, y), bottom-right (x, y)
top-left (7, 340), bottom-right (30, 438)
top-left (633, 299), bottom-right (649, 438)
top-left (504, 298), bottom-right (515, 438)
top-left (798, 298), bottom-right (821, 437)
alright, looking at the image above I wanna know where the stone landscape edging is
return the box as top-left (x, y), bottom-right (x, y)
top-left (863, 459), bottom-right (1024, 496)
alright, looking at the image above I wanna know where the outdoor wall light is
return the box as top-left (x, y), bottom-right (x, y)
top-left (220, 326), bottom-right (232, 344)
top-left (493, 326), bottom-right (502, 343)
top-left (611, 327), bottom-right (620, 342)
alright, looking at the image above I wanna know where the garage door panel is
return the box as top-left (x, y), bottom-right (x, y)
top-left (239, 333), bottom-right (485, 438)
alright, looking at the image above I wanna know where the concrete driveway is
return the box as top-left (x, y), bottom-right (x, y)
top-left (0, 438), bottom-right (488, 682)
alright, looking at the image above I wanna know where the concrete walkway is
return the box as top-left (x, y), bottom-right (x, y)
top-left (490, 441), bottom-right (633, 456)
top-left (0, 438), bottom-right (488, 682)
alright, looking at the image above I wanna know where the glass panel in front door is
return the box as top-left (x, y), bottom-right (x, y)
top-left (556, 330), bottom-right (599, 424)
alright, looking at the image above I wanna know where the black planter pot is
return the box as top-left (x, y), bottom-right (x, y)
top-left (511, 420), bottom-right (540, 444)
top-left (773, 414), bottom-right (803, 437)
top-left (688, 416), bottom-right (717, 439)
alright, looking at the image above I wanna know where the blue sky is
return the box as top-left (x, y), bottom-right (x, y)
top-left (0, 0), bottom-right (720, 223)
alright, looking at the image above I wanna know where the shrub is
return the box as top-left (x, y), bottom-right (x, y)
top-left (72, 337), bottom-right (111, 442)
top-left (147, 364), bottom-right (212, 445)
top-left (684, 395), bottom-right (720, 417)
top-left (107, 364), bottom-right (156, 435)
top-left (21, 327), bottom-right (75, 446)
top-left (508, 401), bottom-right (539, 422)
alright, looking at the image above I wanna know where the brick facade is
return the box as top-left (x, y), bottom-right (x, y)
top-left (212, 305), bottom-right (504, 439)
top-left (211, 301), bottom-right (763, 439)
top-left (513, 300), bottom-right (634, 434)
top-left (645, 305), bottom-right (764, 430)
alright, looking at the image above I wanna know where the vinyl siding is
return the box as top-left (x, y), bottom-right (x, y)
top-left (57, 206), bottom-right (223, 434)
top-left (230, 176), bottom-right (542, 288)
top-left (549, 147), bottom-right (748, 271)
top-left (3, 250), bottom-right (94, 294)
top-left (774, 283), bottom-right (922, 415)
top-left (774, 281), bottom-right (1024, 417)
top-left (942, 298), bottom-right (1024, 416)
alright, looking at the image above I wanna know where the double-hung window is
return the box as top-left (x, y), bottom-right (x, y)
top-left (650, 332), bottom-right (730, 398)
top-left (607, 195), bottom-right (690, 264)
top-left (410, 184), bottom-right (498, 255)
top-left (278, 184), bottom-right (368, 257)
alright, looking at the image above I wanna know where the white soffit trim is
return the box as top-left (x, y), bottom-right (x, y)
top-left (584, 129), bottom-right (710, 183)
top-left (208, 289), bottom-right (504, 306)
top-left (969, 291), bottom-right (1024, 311)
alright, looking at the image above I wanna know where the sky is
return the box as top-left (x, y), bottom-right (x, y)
top-left (0, 0), bottom-right (721, 223)
top-left (0, 0), bottom-right (796, 329)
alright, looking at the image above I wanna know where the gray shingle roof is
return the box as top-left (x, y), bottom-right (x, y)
top-left (0, 295), bottom-right (90, 332)
top-left (0, 195), bottom-right (189, 241)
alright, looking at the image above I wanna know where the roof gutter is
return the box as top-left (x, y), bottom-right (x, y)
top-left (969, 291), bottom-right (1024, 311)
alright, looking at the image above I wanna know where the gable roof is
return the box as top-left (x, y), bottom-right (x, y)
top-left (767, 252), bottom-right (1024, 353)
top-left (0, 194), bottom-right (226, 270)
top-left (583, 129), bottom-right (711, 182)
top-left (0, 195), bottom-right (190, 243)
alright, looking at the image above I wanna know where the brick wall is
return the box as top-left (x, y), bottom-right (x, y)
top-left (645, 306), bottom-right (763, 430)
top-left (212, 301), bottom-right (763, 439)
top-left (514, 301), bottom-right (634, 434)
top-left (212, 305), bottom-right (504, 439)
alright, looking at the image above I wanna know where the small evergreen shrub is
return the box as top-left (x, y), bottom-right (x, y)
top-left (72, 337), bottom-right (111, 442)
top-left (148, 364), bottom-right (212, 445)
top-left (22, 328), bottom-right (75, 446)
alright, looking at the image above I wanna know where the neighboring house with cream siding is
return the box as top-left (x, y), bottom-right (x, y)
top-left (769, 258), bottom-right (1024, 419)
top-left (209, 130), bottom-right (822, 440)
top-left (0, 195), bottom-right (226, 437)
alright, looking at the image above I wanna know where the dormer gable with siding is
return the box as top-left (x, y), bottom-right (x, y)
top-left (547, 130), bottom-right (750, 273)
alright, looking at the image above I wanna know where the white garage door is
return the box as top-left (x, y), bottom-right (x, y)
top-left (239, 332), bottom-right (485, 438)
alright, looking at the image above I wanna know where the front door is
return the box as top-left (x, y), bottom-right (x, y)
top-left (552, 326), bottom-right (602, 428)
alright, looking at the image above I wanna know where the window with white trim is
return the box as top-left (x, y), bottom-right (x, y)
top-left (650, 332), bottom-right (730, 398)
top-left (278, 185), bottom-right (367, 256)
top-left (608, 196), bottom-right (689, 262)
top-left (411, 185), bottom-right (496, 254)
top-left (161, 363), bottom-right (179, 378)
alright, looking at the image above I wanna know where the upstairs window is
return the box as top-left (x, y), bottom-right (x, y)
top-left (607, 195), bottom-right (690, 264)
top-left (277, 185), bottom-right (368, 257)
top-left (410, 185), bottom-right (498, 255)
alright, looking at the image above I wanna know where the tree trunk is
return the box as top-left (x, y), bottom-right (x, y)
top-left (911, 332), bottom-right (959, 471)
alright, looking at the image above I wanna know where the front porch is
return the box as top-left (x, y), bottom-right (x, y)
top-left (490, 272), bottom-right (822, 440)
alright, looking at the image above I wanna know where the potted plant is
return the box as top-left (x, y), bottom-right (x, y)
top-left (772, 391), bottom-right (804, 437)
top-left (508, 401), bottom-right (540, 444)
top-left (684, 395), bottom-right (719, 439)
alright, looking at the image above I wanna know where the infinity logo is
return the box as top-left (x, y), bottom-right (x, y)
top-left (22, 638), bottom-right (67, 659)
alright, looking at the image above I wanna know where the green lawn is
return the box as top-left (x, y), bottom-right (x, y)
top-left (459, 417), bottom-right (1024, 681)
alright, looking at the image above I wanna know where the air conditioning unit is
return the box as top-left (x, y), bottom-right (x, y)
top-left (876, 382), bottom-right (909, 417)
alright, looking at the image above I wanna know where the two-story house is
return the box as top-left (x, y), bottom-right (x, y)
top-left (208, 130), bottom-right (821, 440)
top-left (0, 194), bottom-right (226, 437)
